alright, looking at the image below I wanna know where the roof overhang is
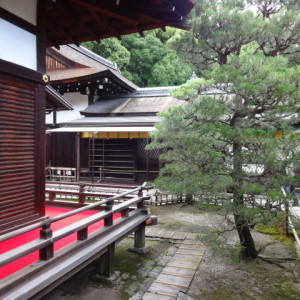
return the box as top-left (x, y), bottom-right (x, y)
top-left (46, 0), bottom-right (194, 48)
top-left (47, 126), bottom-right (155, 133)
top-left (46, 85), bottom-right (73, 111)
top-left (50, 69), bottom-right (136, 95)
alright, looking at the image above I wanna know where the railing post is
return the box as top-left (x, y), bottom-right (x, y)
top-left (121, 207), bottom-right (129, 218)
top-left (49, 191), bottom-right (56, 201)
top-left (39, 223), bottom-right (54, 261)
top-left (104, 200), bottom-right (114, 226)
top-left (137, 187), bottom-right (150, 215)
top-left (79, 184), bottom-right (85, 204)
top-left (77, 228), bottom-right (88, 240)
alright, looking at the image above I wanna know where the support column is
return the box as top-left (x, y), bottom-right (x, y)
top-left (75, 132), bottom-right (80, 182)
top-left (92, 133), bottom-right (95, 183)
top-left (134, 223), bottom-right (146, 248)
top-left (99, 243), bottom-right (115, 276)
top-left (147, 137), bottom-right (149, 181)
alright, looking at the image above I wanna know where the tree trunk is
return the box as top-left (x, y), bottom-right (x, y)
top-left (234, 213), bottom-right (257, 259)
top-left (232, 140), bottom-right (257, 259)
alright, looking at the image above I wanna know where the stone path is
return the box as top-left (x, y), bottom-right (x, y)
top-left (145, 227), bottom-right (198, 241)
top-left (143, 239), bottom-right (205, 299)
top-left (141, 227), bottom-right (205, 300)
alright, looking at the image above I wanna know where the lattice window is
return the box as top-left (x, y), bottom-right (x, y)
top-left (137, 139), bottom-right (162, 160)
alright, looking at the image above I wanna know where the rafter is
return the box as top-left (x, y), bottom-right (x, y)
top-left (69, 0), bottom-right (138, 25)
top-left (86, 9), bottom-right (122, 40)
top-left (56, 0), bottom-right (100, 42)
top-left (101, 15), bottom-right (122, 40)
top-left (47, 20), bottom-right (80, 47)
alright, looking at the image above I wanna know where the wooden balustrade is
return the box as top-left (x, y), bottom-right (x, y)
top-left (45, 181), bottom-right (138, 205)
top-left (46, 167), bottom-right (76, 181)
top-left (0, 183), bottom-right (152, 269)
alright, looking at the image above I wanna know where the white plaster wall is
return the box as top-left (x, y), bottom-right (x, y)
top-left (0, 0), bottom-right (37, 25)
top-left (46, 93), bottom-right (89, 124)
top-left (0, 19), bottom-right (37, 70)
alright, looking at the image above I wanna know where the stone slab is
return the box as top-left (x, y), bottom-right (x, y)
top-left (143, 292), bottom-right (176, 300)
top-left (156, 274), bottom-right (192, 287)
top-left (171, 231), bottom-right (188, 240)
top-left (160, 230), bottom-right (176, 239)
top-left (167, 259), bottom-right (198, 270)
top-left (173, 253), bottom-right (202, 263)
top-left (162, 266), bottom-right (195, 277)
top-left (146, 227), bottom-right (163, 238)
top-left (149, 281), bottom-right (188, 294)
top-left (185, 233), bottom-right (197, 240)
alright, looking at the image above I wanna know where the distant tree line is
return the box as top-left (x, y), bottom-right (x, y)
top-left (82, 28), bottom-right (195, 87)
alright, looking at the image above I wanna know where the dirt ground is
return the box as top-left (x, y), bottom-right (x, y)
top-left (152, 204), bottom-right (300, 300)
top-left (43, 203), bottom-right (300, 299)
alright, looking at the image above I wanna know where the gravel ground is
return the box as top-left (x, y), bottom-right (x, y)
top-left (153, 203), bottom-right (300, 300)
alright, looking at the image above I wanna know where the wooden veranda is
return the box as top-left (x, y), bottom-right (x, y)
top-left (0, 184), bottom-right (155, 299)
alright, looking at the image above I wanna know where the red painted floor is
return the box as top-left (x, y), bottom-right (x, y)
top-left (0, 207), bottom-right (120, 279)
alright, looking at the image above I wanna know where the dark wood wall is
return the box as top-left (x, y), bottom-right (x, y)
top-left (0, 75), bottom-right (45, 234)
top-left (46, 133), bottom-right (90, 170)
top-left (47, 132), bottom-right (76, 168)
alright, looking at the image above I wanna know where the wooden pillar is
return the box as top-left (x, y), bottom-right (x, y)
top-left (99, 243), bottom-right (115, 276)
top-left (92, 133), bottom-right (95, 183)
top-left (75, 132), bottom-right (80, 181)
top-left (147, 137), bottom-right (149, 181)
top-left (134, 223), bottom-right (146, 248)
top-left (88, 88), bottom-right (95, 105)
top-left (53, 111), bottom-right (57, 126)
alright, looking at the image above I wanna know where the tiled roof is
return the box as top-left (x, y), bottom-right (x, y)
top-left (81, 96), bottom-right (187, 116)
top-left (68, 45), bottom-right (119, 71)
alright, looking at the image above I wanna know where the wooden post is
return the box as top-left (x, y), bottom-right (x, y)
top-left (79, 184), bottom-right (85, 204)
top-left (104, 200), bottom-right (113, 226)
top-left (92, 133), bottom-right (95, 183)
top-left (147, 137), bottom-right (149, 181)
top-left (134, 223), bottom-right (145, 248)
top-left (49, 191), bottom-right (56, 201)
top-left (39, 223), bottom-right (54, 260)
top-left (75, 132), bottom-right (80, 182)
top-left (77, 228), bottom-right (88, 240)
top-left (121, 207), bottom-right (129, 218)
top-left (99, 243), bottom-right (115, 276)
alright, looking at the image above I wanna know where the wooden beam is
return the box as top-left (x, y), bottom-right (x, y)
top-left (56, 0), bottom-right (100, 42)
top-left (70, 0), bottom-right (138, 25)
top-left (47, 21), bottom-right (80, 46)
top-left (91, 11), bottom-right (122, 40)
top-left (103, 16), bottom-right (123, 40)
